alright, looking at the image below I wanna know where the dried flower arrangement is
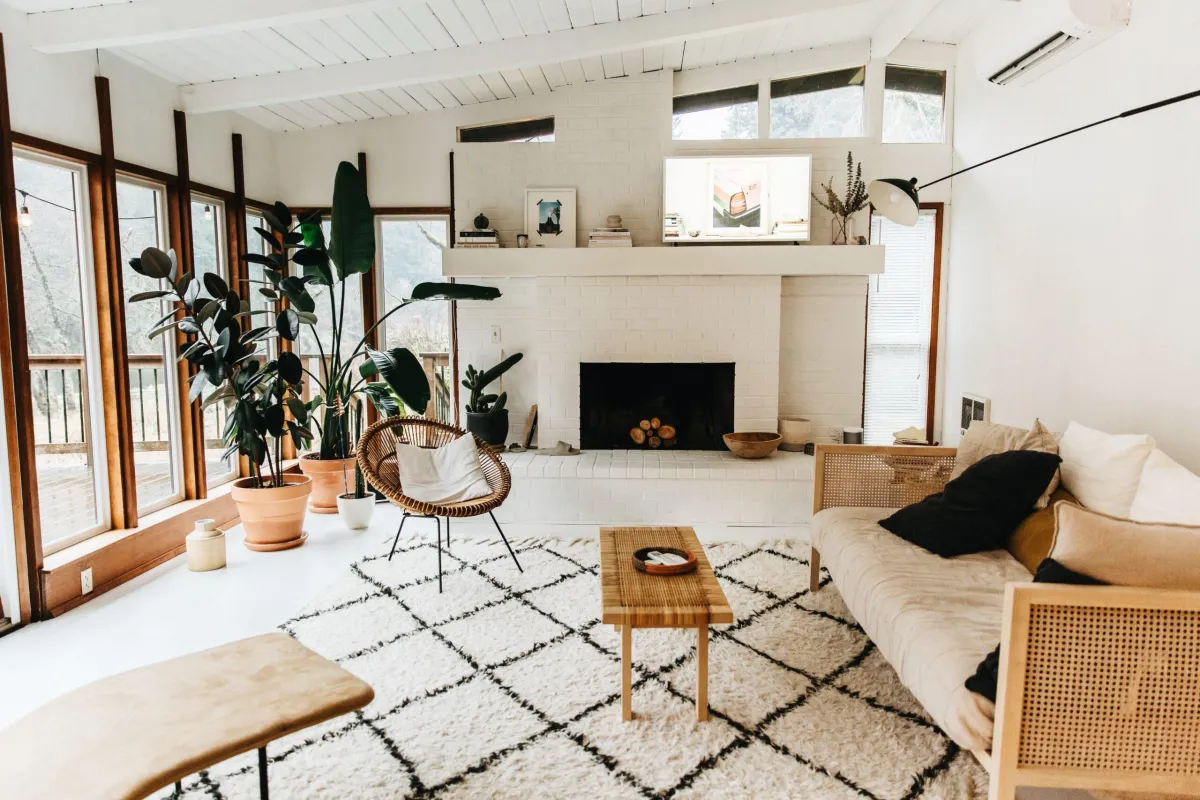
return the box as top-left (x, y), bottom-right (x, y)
top-left (812, 152), bottom-right (869, 244)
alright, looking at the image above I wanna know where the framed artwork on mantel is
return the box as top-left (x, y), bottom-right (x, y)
top-left (524, 188), bottom-right (576, 248)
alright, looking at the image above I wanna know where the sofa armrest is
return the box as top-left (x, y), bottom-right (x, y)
top-left (989, 582), bottom-right (1200, 799)
top-left (811, 444), bottom-right (957, 515)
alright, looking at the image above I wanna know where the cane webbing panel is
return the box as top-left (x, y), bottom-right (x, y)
top-left (599, 527), bottom-right (734, 627)
top-left (1018, 603), bottom-right (1200, 774)
top-left (817, 450), bottom-right (955, 511)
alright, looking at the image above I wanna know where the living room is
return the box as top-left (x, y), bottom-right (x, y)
top-left (0, 0), bottom-right (1197, 798)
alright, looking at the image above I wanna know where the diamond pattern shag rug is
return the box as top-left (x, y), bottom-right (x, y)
top-left (156, 536), bottom-right (988, 799)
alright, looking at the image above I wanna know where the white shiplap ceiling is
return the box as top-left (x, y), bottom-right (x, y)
top-left (11, 0), bottom-right (982, 132)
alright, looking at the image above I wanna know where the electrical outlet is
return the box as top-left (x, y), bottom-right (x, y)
top-left (81, 567), bottom-right (93, 595)
top-left (490, 325), bottom-right (501, 344)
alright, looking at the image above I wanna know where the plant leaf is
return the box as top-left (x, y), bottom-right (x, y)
top-left (367, 346), bottom-right (430, 414)
top-left (202, 272), bottom-right (229, 299)
top-left (135, 247), bottom-right (174, 280)
top-left (410, 282), bottom-right (501, 302)
top-left (328, 161), bottom-right (375, 280)
top-left (277, 351), bottom-right (303, 384)
top-left (276, 308), bottom-right (300, 341)
top-left (188, 372), bottom-right (207, 403)
top-left (252, 226), bottom-right (281, 251)
top-left (129, 289), bottom-right (172, 303)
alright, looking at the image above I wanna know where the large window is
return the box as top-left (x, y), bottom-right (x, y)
top-left (770, 67), bottom-right (865, 139)
top-left (118, 178), bottom-right (184, 513)
top-left (379, 217), bottom-right (453, 420)
top-left (883, 66), bottom-right (947, 143)
top-left (15, 153), bottom-right (108, 551)
top-left (672, 85), bottom-right (758, 140)
top-left (191, 197), bottom-right (237, 487)
top-left (864, 207), bottom-right (941, 445)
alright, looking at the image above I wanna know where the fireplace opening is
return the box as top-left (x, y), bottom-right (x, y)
top-left (579, 362), bottom-right (735, 450)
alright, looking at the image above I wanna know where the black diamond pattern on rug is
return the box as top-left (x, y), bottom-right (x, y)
top-left (152, 538), bottom-right (987, 799)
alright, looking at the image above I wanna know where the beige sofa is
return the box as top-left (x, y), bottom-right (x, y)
top-left (808, 444), bottom-right (1200, 800)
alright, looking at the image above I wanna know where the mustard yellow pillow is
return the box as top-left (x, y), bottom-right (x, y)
top-left (1006, 488), bottom-right (1078, 573)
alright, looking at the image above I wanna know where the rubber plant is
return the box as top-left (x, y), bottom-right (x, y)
top-left (127, 247), bottom-right (310, 487)
top-left (244, 161), bottom-right (501, 467)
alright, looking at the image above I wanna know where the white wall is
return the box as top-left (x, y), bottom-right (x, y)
top-left (0, 9), bottom-right (277, 200)
top-left (943, 0), bottom-right (1200, 469)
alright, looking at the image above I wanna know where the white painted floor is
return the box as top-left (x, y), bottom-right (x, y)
top-left (0, 507), bottom-right (1081, 798)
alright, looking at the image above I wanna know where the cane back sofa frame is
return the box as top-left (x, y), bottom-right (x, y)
top-left (809, 444), bottom-right (1200, 800)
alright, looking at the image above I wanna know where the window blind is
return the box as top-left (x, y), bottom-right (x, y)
top-left (865, 209), bottom-right (937, 445)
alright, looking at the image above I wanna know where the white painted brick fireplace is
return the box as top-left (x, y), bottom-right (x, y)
top-left (534, 275), bottom-right (780, 448)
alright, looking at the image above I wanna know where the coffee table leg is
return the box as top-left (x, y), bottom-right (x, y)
top-left (621, 624), bottom-right (632, 721)
top-left (697, 625), bottom-right (709, 721)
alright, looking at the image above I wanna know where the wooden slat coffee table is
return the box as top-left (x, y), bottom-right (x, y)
top-left (600, 526), bottom-right (734, 721)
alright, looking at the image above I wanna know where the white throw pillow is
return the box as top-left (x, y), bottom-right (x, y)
top-left (1129, 448), bottom-right (1200, 525)
top-left (395, 434), bottom-right (492, 504)
top-left (1057, 421), bottom-right (1155, 517)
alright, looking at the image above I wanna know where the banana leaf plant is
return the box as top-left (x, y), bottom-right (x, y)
top-left (127, 247), bottom-right (310, 488)
top-left (244, 160), bottom-right (501, 461)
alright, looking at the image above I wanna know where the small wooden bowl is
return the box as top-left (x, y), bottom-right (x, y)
top-left (723, 431), bottom-right (782, 459)
top-left (633, 547), bottom-right (698, 576)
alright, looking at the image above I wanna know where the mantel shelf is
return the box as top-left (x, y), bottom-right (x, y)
top-left (441, 244), bottom-right (884, 278)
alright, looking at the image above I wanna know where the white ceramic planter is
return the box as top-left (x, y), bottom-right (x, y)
top-left (337, 493), bottom-right (376, 530)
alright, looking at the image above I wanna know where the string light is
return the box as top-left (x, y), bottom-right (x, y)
top-left (17, 191), bottom-right (31, 229)
top-left (203, 204), bottom-right (213, 222)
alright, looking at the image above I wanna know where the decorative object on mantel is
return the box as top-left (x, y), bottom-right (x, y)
top-left (473, 212), bottom-right (489, 230)
top-left (632, 546), bottom-right (698, 576)
top-left (606, 214), bottom-right (623, 228)
top-left (524, 188), bottom-right (576, 248)
top-left (870, 87), bottom-right (1200, 226)
top-left (778, 415), bottom-right (813, 452)
top-left (186, 518), bottom-right (225, 572)
top-left (516, 234), bottom-right (529, 248)
top-left (463, 352), bottom-right (524, 445)
top-left (812, 151), bottom-right (869, 245)
top-left (589, 225), bottom-right (631, 248)
top-left (842, 426), bottom-right (865, 444)
top-left (723, 431), bottom-right (782, 459)
top-left (458, 222), bottom-right (498, 249)
top-left (629, 416), bottom-right (677, 448)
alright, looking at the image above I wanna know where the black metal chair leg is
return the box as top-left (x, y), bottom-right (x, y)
top-left (445, 516), bottom-right (450, 551)
top-left (489, 511), bottom-right (522, 573)
top-left (258, 746), bottom-right (268, 800)
top-left (387, 513), bottom-right (409, 561)
top-left (435, 517), bottom-right (443, 593)
top-left (174, 780), bottom-right (182, 797)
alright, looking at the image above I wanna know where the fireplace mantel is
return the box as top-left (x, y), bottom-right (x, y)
top-left (441, 244), bottom-right (884, 278)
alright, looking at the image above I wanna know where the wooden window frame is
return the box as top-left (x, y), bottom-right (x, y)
top-left (863, 201), bottom-right (944, 444)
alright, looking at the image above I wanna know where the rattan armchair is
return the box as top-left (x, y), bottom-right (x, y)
top-left (357, 416), bottom-right (522, 593)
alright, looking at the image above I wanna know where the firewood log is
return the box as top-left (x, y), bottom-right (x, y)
top-left (630, 427), bottom-right (647, 445)
top-left (649, 436), bottom-right (662, 448)
top-left (639, 420), bottom-right (652, 431)
top-left (657, 425), bottom-right (676, 440)
top-left (650, 417), bottom-right (661, 430)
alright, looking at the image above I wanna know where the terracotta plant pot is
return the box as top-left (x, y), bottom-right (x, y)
top-left (337, 493), bottom-right (376, 530)
top-left (298, 454), bottom-right (356, 514)
top-left (231, 474), bottom-right (311, 552)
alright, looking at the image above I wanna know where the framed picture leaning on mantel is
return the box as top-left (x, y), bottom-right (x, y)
top-left (525, 188), bottom-right (576, 248)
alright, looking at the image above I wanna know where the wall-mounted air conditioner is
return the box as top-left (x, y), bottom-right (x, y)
top-left (975, 0), bottom-right (1132, 87)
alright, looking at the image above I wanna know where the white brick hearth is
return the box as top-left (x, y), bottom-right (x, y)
top-left (496, 449), bottom-right (813, 525)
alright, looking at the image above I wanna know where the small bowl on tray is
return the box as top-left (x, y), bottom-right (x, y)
top-left (633, 547), bottom-right (698, 576)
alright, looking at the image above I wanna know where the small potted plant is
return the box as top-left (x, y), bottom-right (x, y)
top-left (463, 353), bottom-right (523, 446)
top-left (812, 151), bottom-right (869, 245)
top-left (128, 248), bottom-right (313, 551)
top-left (336, 399), bottom-right (375, 529)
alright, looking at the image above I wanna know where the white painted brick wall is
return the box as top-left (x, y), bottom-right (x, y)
top-left (779, 276), bottom-right (867, 441)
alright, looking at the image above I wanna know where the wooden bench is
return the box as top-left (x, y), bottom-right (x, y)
top-left (0, 633), bottom-right (373, 800)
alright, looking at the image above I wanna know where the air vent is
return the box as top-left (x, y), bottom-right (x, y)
top-left (988, 33), bottom-right (1080, 86)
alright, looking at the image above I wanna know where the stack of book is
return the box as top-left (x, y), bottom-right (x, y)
top-left (457, 229), bottom-right (499, 248)
top-left (589, 228), bottom-right (632, 247)
top-left (664, 213), bottom-right (684, 238)
top-left (773, 219), bottom-right (809, 237)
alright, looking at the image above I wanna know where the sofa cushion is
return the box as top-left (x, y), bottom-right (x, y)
top-left (1006, 488), bottom-right (1079, 573)
top-left (813, 507), bottom-right (1031, 752)
top-left (1051, 503), bottom-right (1200, 590)
top-left (880, 450), bottom-right (1062, 558)
top-left (952, 419), bottom-right (1060, 508)
top-left (1129, 448), bottom-right (1200, 525)
top-left (1058, 421), bottom-right (1155, 517)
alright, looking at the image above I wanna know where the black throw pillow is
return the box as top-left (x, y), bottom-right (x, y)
top-left (879, 450), bottom-right (1062, 558)
top-left (964, 558), bottom-right (1105, 702)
